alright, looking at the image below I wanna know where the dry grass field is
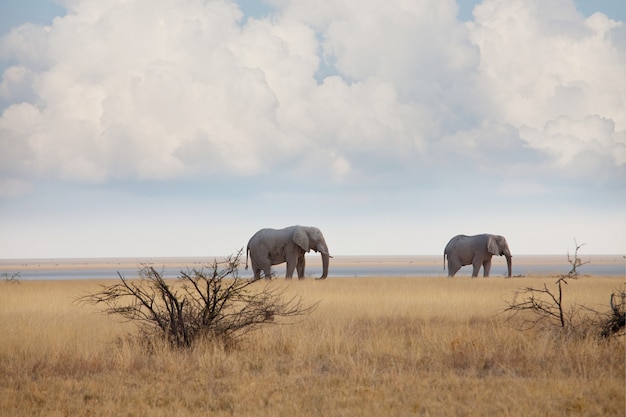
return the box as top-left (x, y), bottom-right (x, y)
top-left (0, 275), bottom-right (624, 416)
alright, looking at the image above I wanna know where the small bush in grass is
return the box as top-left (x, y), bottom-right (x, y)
top-left (504, 240), bottom-right (625, 338)
top-left (78, 249), bottom-right (317, 348)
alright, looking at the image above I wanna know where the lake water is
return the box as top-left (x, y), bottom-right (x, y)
top-left (1, 255), bottom-right (624, 281)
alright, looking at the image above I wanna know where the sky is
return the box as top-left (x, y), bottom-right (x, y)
top-left (0, 0), bottom-right (624, 259)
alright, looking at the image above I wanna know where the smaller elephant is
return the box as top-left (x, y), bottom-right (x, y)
top-left (245, 225), bottom-right (331, 280)
top-left (444, 234), bottom-right (512, 277)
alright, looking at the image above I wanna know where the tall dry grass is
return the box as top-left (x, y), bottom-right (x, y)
top-left (0, 276), bottom-right (624, 417)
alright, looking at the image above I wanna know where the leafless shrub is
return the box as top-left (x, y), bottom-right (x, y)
top-left (2, 272), bottom-right (21, 283)
top-left (503, 240), bottom-right (622, 338)
top-left (77, 249), bottom-right (317, 348)
top-left (600, 290), bottom-right (626, 338)
top-left (565, 239), bottom-right (590, 277)
top-left (504, 276), bottom-right (584, 332)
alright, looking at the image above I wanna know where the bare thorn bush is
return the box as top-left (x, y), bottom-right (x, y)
top-left (566, 238), bottom-right (590, 277)
top-left (504, 240), bottom-right (623, 338)
top-left (601, 290), bottom-right (626, 338)
top-left (504, 277), bottom-right (584, 332)
top-left (77, 249), bottom-right (317, 348)
top-left (2, 272), bottom-right (21, 283)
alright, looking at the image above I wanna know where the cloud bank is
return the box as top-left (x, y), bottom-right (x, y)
top-left (0, 0), bottom-right (624, 256)
top-left (1, 0), bottom-right (623, 189)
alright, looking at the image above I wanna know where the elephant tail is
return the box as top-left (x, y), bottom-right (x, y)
top-left (443, 253), bottom-right (446, 271)
top-left (245, 246), bottom-right (249, 270)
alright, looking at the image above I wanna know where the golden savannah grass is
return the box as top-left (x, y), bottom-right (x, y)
top-left (0, 275), bottom-right (624, 417)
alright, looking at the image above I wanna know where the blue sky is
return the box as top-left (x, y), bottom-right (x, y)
top-left (0, 0), bottom-right (624, 258)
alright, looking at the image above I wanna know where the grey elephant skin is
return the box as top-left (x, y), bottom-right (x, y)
top-left (443, 234), bottom-right (512, 277)
top-left (246, 225), bottom-right (331, 280)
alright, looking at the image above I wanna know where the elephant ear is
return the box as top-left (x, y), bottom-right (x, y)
top-left (487, 236), bottom-right (500, 255)
top-left (293, 226), bottom-right (311, 252)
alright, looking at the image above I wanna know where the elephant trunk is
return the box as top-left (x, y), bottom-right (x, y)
top-left (320, 252), bottom-right (330, 279)
top-left (505, 252), bottom-right (512, 278)
top-left (317, 242), bottom-right (330, 279)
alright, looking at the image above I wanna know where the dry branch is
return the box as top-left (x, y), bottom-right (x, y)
top-left (77, 249), bottom-right (317, 348)
top-left (601, 291), bottom-right (626, 338)
top-left (504, 277), bottom-right (581, 331)
top-left (504, 240), bottom-right (625, 338)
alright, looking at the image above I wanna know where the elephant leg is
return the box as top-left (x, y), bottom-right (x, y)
top-left (249, 261), bottom-right (262, 280)
top-left (483, 258), bottom-right (492, 277)
top-left (296, 255), bottom-right (305, 279)
top-left (285, 260), bottom-right (296, 279)
top-left (262, 266), bottom-right (272, 280)
top-left (471, 260), bottom-right (482, 278)
top-left (448, 260), bottom-right (461, 277)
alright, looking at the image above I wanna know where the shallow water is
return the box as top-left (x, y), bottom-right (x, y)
top-left (1, 255), bottom-right (623, 280)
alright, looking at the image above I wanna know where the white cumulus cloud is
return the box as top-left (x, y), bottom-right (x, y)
top-left (0, 0), bottom-right (625, 258)
top-left (0, 0), bottom-right (623, 190)
top-left (469, 0), bottom-right (626, 178)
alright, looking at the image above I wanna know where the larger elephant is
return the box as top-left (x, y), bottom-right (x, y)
top-left (444, 234), bottom-right (512, 277)
top-left (246, 225), bottom-right (331, 280)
